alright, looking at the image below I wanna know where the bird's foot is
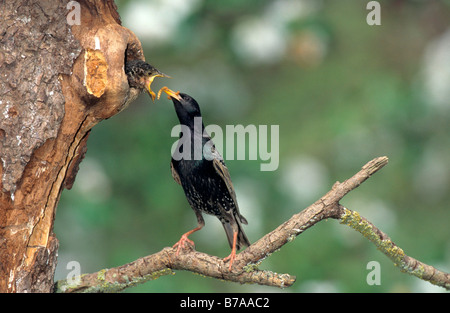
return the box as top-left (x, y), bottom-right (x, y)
top-left (223, 250), bottom-right (237, 271)
top-left (172, 234), bottom-right (195, 256)
top-left (223, 230), bottom-right (238, 270)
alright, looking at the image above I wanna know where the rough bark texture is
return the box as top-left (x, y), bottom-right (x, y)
top-left (0, 0), bottom-right (145, 292)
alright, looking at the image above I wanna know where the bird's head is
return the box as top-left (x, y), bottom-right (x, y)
top-left (158, 86), bottom-right (202, 120)
top-left (125, 60), bottom-right (170, 101)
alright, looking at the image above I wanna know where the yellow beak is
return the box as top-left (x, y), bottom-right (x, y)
top-left (157, 86), bottom-right (182, 101)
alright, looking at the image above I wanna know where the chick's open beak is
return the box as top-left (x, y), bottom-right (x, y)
top-left (157, 86), bottom-right (182, 101)
top-left (145, 72), bottom-right (171, 101)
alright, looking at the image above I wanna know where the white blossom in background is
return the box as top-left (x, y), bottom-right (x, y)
top-left (422, 28), bottom-right (450, 110)
top-left (231, 16), bottom-right (287, 65)
top-left (265, 0), bottom-right (321, 25)
top-left (73, 157), bottom-right (111, 202)
top-left (412, 143), bottom-right (449, 202)
top-left (279, 155), bottom-right (329, 205)
top-left (121, 0), bottom-right (201, 45)
top-left (231, 0), bottom-right (320, 65)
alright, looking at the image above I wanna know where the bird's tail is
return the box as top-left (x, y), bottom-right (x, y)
top-left (222, 214), bottom-right (250, 251)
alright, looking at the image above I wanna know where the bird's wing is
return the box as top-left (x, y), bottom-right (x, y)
top-left (211, 150), bottom-right (238, 207)
top-left (213, 156), bottom-right (249, 226)
top-left (211, 145), bottom-right (249, 225)
top-left (170, 160), bottom-right (181, 185)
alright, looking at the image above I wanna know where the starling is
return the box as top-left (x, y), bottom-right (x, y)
top-left (125, 59), bottom-right (170, 101)
top-left (158, 86), bottom-right (250, 270)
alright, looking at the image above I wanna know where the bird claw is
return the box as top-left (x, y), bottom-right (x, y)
top-left (172, 234), bottom-right (195, 256)
top-left (223, 251), bottom-right (237, 271)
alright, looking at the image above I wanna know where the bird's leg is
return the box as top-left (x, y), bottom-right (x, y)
top-left (173, 212), bottom-right (204, 256)
top-left (223, 230), bottom-right (238, 271)
top-left (172, 225), bottom-right (203, 255)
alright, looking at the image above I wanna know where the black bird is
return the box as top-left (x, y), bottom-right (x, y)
top-left (158, 86), bottom-right (250, 270)
top-left (125, 59), bottom-right (170, 101)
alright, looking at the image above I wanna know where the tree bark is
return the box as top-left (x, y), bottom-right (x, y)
top-left (0, 0), bottom-right (145, 292)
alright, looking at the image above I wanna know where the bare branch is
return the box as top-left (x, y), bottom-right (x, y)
top-left (54, 156), bottom-right (450, 292)
top-left (238, 156), bottom-right (390, 266)
top-left (55, 247), bottom-right (295, 293)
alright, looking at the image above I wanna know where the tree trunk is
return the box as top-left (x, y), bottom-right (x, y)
top-left (0, 0), bottom-right (144, 292)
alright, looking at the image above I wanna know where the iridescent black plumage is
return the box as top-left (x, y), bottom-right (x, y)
top-left (160, 87), bottom-right (250, 268)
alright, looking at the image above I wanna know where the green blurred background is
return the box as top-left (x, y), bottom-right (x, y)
top-left (54, 0), bottom-right (450, 292)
